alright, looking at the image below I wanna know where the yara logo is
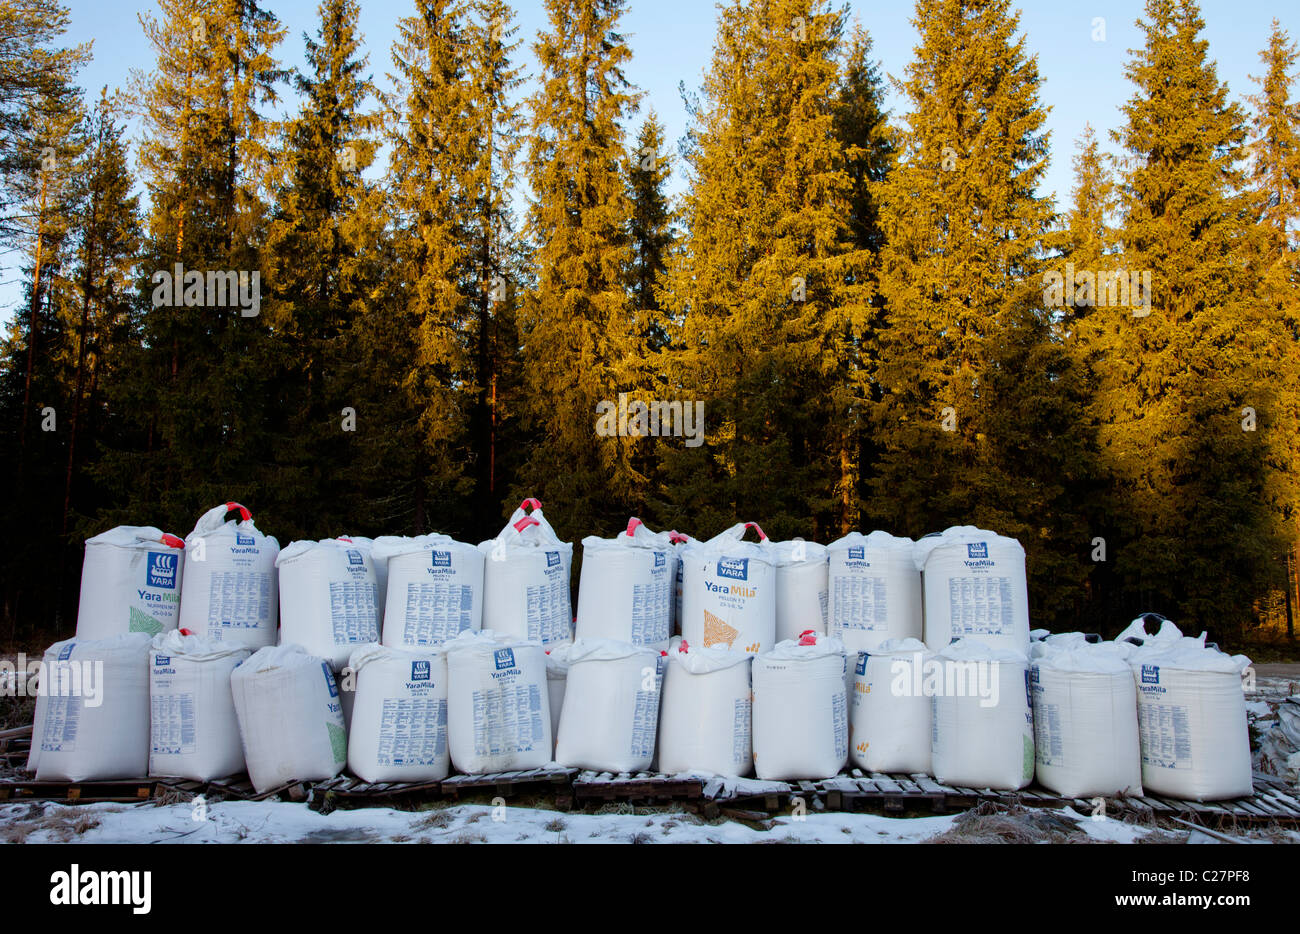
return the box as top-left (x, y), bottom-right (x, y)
top-left (49, 864), bottom-right (152, 915)
top-left (151, 262), bottom-right (261, 317)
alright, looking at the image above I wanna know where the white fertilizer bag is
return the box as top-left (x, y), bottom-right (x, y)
top-left (231, 644), bottom-right (347, 793)
top-left (444, 630), bottom-right (551, 774)
top-left (669, 532), bottom-right (691, 635)
top-left (575, 518), bottom-right (674, 649)
top-left (346, 644), bottom-right (450, 783)
top-left (1127, 639), bottom-right (1252, 801)
top-left (914, 526), bottom-right (1030, 656)
top-left (374, 534), bottom-right (484, 648)
top-left (30, 633), bottom-right (152, 781)
top-left (1030, 642), bottom-right (1141, 797)
top-left (277, 538), bottom-right (381, 670)
top-left (77, 526), bottom-right (186, 640)
top-left (178, 503), bottom-right (280, 648)
top-left (850, 638), bottom-right (933, 774)
top-left (658, 641), bottom-right (752, 776)
top-left (827, 531), bottom-right (922, 654)
top-left (931, 639), bottom-right (1034, 790)
top-left (148, 630), bottom-right (249, 781)
top-left (680, 522), bottom-right (776, 655)
top-left (765, 539), bottom-right (829, 643)
top-left (751, 633), bottom-right (847, 780)
top-left (478, 499), bottom-right (573, 645)
top-left (555, 639), bottom-right (665, 772)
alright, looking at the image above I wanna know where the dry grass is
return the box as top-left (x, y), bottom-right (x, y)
top-left (924, 801), bottom-right (1102, 844)
top-left (0, 804), bottom-right (104, 843)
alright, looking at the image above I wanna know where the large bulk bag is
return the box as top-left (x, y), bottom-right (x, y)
top-left (1030, 642), bottom-right (1141, 798)
top-left (544, 642), bottom-right (572, 756)
top-left (276, 538), bottom-right (381, 670)
top-left (444, 630), bottom-right (551, 774)
top-left (346, 644), bottom-right (450, 783)
top-left (914, 526), bottom-right (1030, 656)
top-left (575, 518), bottom-right (674, 649)
top-left (231, 644), bottom-right (347, 792)
top-left (478, 500), bottom-right (573, 646)
top-left (148, 630), bottom-right (249, 781)
top-left (555, 639), bottom-right (664, 772)
top-left (669, 532), bottom-right (691, 636)
top-left (30, 633), bottom-right (152, 781)
top-left (827, 531), bottom-right (922, 654)
top-left (658, 641), bottom-right (752, 776)
top-left (850, 638), bottom-right (933, 774)
top-left (1127, 638), bottom-right (1252, 801)
top-left (76, 526), bottom-right (186, 640)
top-left (373, 534), bottom-right (484, 648)
top-left (931, 639), bottom-right (1034, 790)
top-left (178, 502), bottom-right (280, 649)
top-left (680, 523), bottom-right (776, 655)
top-left (765, 539), bottom-right (829, 643)
top-left (751, 633), bottom-right (847, 780)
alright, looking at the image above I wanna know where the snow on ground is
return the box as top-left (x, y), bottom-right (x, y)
top-left (0, 796), bottom-right (1207, 844)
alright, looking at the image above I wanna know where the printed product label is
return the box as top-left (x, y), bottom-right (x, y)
top-left (832, 691), bottom-right (847, 760)
top-left (947, 576), bottom-right (1015, 637)
top-left (41, 678), bottom-right (81, 753)
top-left (402, 581), bottom-right (474, 645)
top-left (629, 661), bottom-right (664, 761)
top-left (207, 570), bottom-right (273, 630)
top-left (628, 571), bottom-right (671, 645)
top-left (471, 682), bottom-right (545, 757)
top-left (1137, 699), bottom-right (1192, 770)
top-left (524, 559), bottom-right (570, 644)
top-left (328, 580), bottom-right (380, 647)
top-left (832, 574), bottom-right (889, 631)
top-left (732, 697), bottom-right (752, 765)
top-left (151, 691), bottom-right (196, 756)
top-left (376, 696), bottom-right (447, 767)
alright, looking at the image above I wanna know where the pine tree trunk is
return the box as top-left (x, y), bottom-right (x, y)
top-left (20, 173), bottom-right (50, 451)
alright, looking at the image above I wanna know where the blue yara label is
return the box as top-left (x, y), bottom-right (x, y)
top-left (654, 551), bottom-right (666, 568)
top-left (147, 551), bottom-right (179, 589)
top-left (716, 557), bottom-right (749, 581)
top-left (58, 643), bottom-right (75, 661)
top-left (411, 660), bottom-right (430, 681)
top-left (154, 655), bottom-right (171, 666)
top-left (855, 654), bottom-right (867, 676)
top-left (346, 549), bottom-right (364, 566)
top-left (323, 662), bottom-right (339, 697)
top-left (1141, 664), bottom-right (1159, 685)
top-left (848, 546), bottom-right (864, 560)
top-left (431, 550), bottom-right (452, 567)
top-left (236, 532), bottom-right (255, 546)
top-left (546, 551), bottom-right (560, 568)
top-left (494, 648), bottom-right (517, 670)
top-left (966, 542), bottom-right (989, 559)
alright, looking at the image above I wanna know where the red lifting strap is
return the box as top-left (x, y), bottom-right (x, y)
top-left (513, 515), bottom-right (540, 533)
top-left (519, 498), bottom-right (542, 512)
top-left (160, 534), bottom-right (185, 549)
top-left (224, 501), bottom-right (252, 522)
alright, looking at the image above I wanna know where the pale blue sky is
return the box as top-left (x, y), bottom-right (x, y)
top-left (2, 0), bottom-right (1290, 320)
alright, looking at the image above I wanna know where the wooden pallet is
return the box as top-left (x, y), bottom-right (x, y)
top-left (308, 767), bottom-right (578, 812)
top-left (571, 770), bottom-right (705, 807)
top-left (0, 777), bottom-right (156, 803)
top-left (153, 774), bottom-right (313, 803)
top-left (0, 725), bottom-right (32, 765)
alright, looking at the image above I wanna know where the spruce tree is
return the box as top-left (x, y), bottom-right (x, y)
top-left (519, 0), bottom-right (642, 538)
top-left (627, 109), bottom-right (674, 352)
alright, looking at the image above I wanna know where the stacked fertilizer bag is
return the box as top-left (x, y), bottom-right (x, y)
top-left (764, 538), bottom-right (829, 643)
top-left (914, 526), bottom-right (1030, 656)
top-left (751, 631), bottom-right (848, 780)
top-left (444, 630), bottom-right (551, 774)
top-left (930, 638), bottom-right (1034, 791)
top-left (231, 644), bottom-right (347, 793)
top-left (849, 638), bottom-right (933, 774)
top-left (1116, 618), bottom-right (1253, 801)
top-left (276, 537), bottom-right (381, 671)
top-left (341, 536), bottom-right (386, 623)
top-left (478, 499), bottom-right (573, 646)
top-left (555, 639), bottom-right (665, 772)
top-left (1029, 635), bottom-right (1142, 797)
top-left (28, 633), bottom-right (153, 781)
top-left (373, 533), bottom-right (484, 648)
top-left (76, 525), bottom-right (186, 639)
top-left (148, 630), bottom-right (250, 781)
top-left (346, 644), bottom-right (450, 783)
top-left (680, 522), bottom-right (776, 655)
top-left (827, 531), bottom-right (922, 655)
top-left (179, 502), bottom-right (280, 648)
top-left (658, 640), bottom-right (752, 776)
top-left (574, 518), bottom-right (675, 650)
